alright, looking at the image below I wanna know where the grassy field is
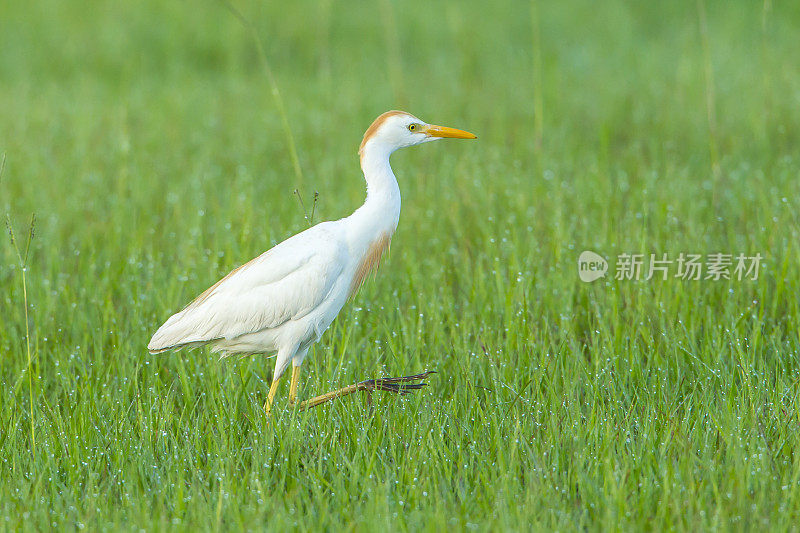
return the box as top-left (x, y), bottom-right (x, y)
top-left (2, 0), bottom-right (800, 530)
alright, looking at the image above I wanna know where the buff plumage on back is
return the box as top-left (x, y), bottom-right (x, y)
top-left (147, 224), bottom-right (346, 355)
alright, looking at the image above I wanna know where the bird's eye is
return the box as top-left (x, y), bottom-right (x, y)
top-left (408, 124), bottom-right (417, 131)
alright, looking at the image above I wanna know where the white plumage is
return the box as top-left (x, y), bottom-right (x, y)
top-left (148, 110), bottom-right (476, 413)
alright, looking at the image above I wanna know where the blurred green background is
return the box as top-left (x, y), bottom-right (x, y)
top-left (1, 0), bottom-right (799, 530)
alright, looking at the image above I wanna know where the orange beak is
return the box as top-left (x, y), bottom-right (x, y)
top-left (422, 124), bottom-right (477, 139)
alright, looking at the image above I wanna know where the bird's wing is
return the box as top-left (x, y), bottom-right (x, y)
top-left (148, 223), bottom-right (345, 352)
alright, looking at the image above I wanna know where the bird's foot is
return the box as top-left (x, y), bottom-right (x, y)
top-left (296, 370), bottom-right (435, 411)
top-left (355, 370), bottom-right (436, 395)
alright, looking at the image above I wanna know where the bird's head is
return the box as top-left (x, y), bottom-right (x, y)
top-left (359, 110), bottom-right (476, 158)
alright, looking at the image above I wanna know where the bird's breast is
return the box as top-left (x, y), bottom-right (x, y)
top-left (348, 231), bottom-right (393, 298)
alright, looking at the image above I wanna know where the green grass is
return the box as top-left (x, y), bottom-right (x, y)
top-left (2, 0), bottom-right (800, 530)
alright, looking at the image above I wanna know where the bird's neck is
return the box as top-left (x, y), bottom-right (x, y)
top-left (347, 142), bottom-right (402, 248)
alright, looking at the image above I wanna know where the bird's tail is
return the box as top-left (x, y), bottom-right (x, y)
top-left (147, 310), bottom-right (208, 354)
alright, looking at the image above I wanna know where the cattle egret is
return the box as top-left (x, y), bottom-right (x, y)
top-left (148, 110), bottom-right (476, 416)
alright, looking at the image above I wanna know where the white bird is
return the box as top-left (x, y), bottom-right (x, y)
top-left (148, 110), bottom-right (476, 415)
